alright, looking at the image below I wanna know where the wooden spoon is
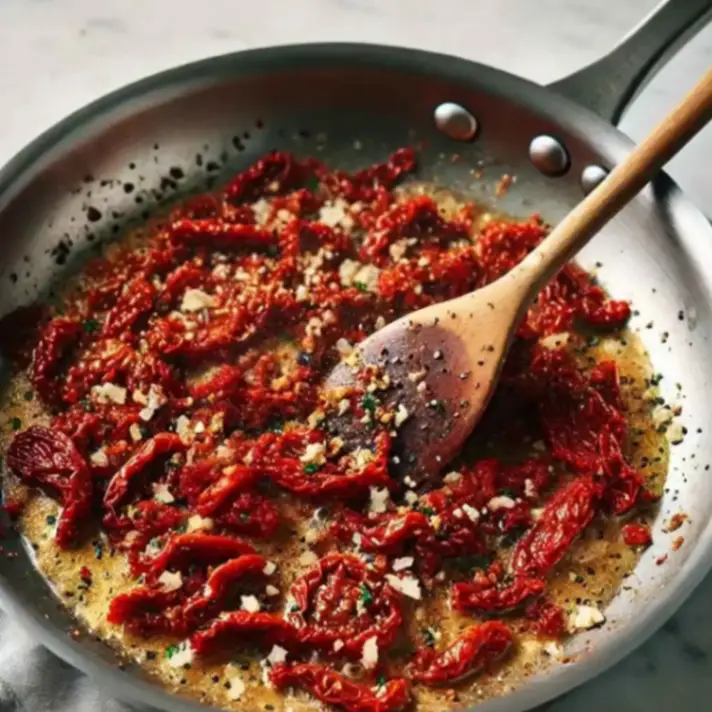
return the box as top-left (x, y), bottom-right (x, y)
top-left (327, 68), bottom-right (712, 484)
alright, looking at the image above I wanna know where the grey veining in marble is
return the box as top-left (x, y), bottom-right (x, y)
top-left (0, 1), bottom-right (711, 711)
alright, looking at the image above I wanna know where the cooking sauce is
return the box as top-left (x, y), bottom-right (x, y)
top-left (0, 150), bottom-right (669, 712)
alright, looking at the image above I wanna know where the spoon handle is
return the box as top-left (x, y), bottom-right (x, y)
top-left (514, 67), bottom-right (712, 298)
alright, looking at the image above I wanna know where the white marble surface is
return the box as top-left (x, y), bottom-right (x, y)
top-left (0, 1), bottom-right (711, 711)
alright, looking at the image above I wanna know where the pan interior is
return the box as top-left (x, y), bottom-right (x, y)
top-left (0, 50), bottom-right (709, 711)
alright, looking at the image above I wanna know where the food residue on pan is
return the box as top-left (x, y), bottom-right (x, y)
top-left (0, 148), bottom-right (673, 712)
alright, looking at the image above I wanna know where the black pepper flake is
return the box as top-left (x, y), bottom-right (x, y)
top-left (86, 206), bottom-right (102, 222)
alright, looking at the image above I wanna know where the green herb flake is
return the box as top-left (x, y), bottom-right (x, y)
top-left (362, 394), bottom-right (377, 412)
top-left (359, 583), bottom-right (373, 606)
top-left (11, 417), bottom-right (21, 431)
top-left (355, 281), bottom-right (368, 293)
top-left (421, 628), bottom-right (436, 647)
top-left (82, 319), bottom-right (100, 334)
top-left (165, 644), bottom-right (179, 660)
top-left (23, 390), bottom-right (34, 402)
top-left (420, 506), bottom-right (435, 517)
top-left (303, 463), bottom-right (320, 474)
top-left (46, 515), bottom-right (57, 526)
top-left (240, 512), bottom-right (250, 521)
top-left (175, 523), bottom-right (187, 534)
top-left (93, 541), bottom-right (103, 560)
top-left (500, 487), bottom-right (518, 498)
top-left (268, 420), bottom-right (284, 433)
top-left (376, 675), bottom-right (387, 688)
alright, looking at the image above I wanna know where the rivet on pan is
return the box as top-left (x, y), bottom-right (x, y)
top-left (581, 165), bottom-right (608, 194)
top-left (528, 135), bottom-right (570, 177)
top-left (434, 103), bottom-right (478, 141)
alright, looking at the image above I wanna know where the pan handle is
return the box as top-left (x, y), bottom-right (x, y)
top-left (548, 0), bottom-right (712, 126)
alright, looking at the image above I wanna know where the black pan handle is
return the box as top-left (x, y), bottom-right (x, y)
top-left (549, 0), bottom-right (712, 126)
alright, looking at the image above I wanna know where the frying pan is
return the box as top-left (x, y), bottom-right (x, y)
top-left (0, 1), bottom-right (710, 710)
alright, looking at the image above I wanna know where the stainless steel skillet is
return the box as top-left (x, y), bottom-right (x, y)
top-left (0, 1), bottom-right (710, 710)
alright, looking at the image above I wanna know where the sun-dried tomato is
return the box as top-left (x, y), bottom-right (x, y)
top-left (621, 522), bottom-right (652, 547)
top-left (169, 219), bottom-right (276, 250)
top-left (191, 611), bottom-right (299, 657)
top-left (107, 587), bottom-right (183, 636)
top-left (452, 577), bottom-right (545, 613)
top-left (331, 510), bottom-right (429, 554)
top-left (524, 597), bottom-right (567, 638)
top-left (211, 492), bottom-right (280, 539)
top-left (196, 465), bottom-right (258, 514)
top-left (361, 195), bottom-right (470, 266)
top-left (223, 152), bottom-right (306, 204)
top-left (410, 622), bottom-right (513, 685)
top-left (270, 663), bottom-right (411, 712)
top-left (102, 276), bottom-right (155, 338)
top-left (6, 426), bottom-right (92, 548)
top-left (256, 430), bottom-right (394, 499)
top-left (103, 433), bottom-right (185, 516)
top-left (512, 476), bottom-right (602, 578)
top-left (313, 147), bottom-right (415, 205)
top-left (138, 532), bottom-right (255, 581)
top-left (287, 554), bottom-right (402, 658)
top-left (182, 553), bottom-right (268, 625)
top-left (61, 339), bottom-right (136, 405)
top-left (29, 317), bottom-right (81, 405)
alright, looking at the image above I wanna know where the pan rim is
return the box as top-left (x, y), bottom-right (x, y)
top-left (1, 41), bottom-right (711, 712)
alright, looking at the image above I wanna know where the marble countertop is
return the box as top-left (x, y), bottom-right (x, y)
top-left (0, 1), bottom-right (711, 710)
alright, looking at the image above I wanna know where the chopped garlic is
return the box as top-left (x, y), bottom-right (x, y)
top-left (443, 471), bottom-right (462, 484)
top-left (300, 442), bottom-right (326, 466)
top-left (129, 423), bottom-right (143, 442)
top-left (568, 604), bottom-right (605, 631)
top-left (252, 198), bottom-right (272, 225)
top-left (352, 448), bottom-right (375, 469)
top-left (333, 639), bottom-right (344, 652)
top-left (338, 259), bottom-right (362, 287)
top-left (181, 288), bottom-right (216, 312)
top-left (653, 406), bottom-right (674, 429)
top-left (90, 449), bottom-right (109, 467)
top-left (353, 264), bottom-right (381, 293)
top-left (92, 382), bottom-right (127, 405)
top-left (524, 478), bottom-right (537, 499)
top-left (539, 332), bottom-right (570, 350)
top-left (385, 574), bottom-right (422, 600)
top-left (265, 585), bottom-right (280, 597)
top-left (267, 645), bottom-right (288, 666)
top-left (394, 404), bottom-right (410, 428)
top-left (186, 514), bottom-right (214, 532)
top-left (337, 398), bottom-right (351, 415)
top-left (404, 490), bottom-right (418, 505)
top-left (152, 483), bottom-right (175, 504)
top-left (295, 284), bottom-right (309, 302)
top-left (369, 487), bottom-right (390, 514)
top-left (263, 561), bottom-right (277, 576)
top-left (487, 495), bottom-right (516, 510)
top-left (319, 200), bottom-right (354, 230)
top-left (361, 636), bottom-right (379, 669)
top-left (226, 676), bottom-right (245, 701)
top-left (392, 557), bottom-right (414, 572)
top-left (241, 595), bottom-right (261, 613)
top-left (158, 570), bottom-right (183, 592)
top-left (167, 642), bottom-right (193, 668)
top-left (139, 384), bottom-right (166, 422)
top-left (462, 503), bottom-right (480, 523)
top-left (299, 550), bottom-right (318, 566)
top-left (175, 415), bottom-right (192, 442)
